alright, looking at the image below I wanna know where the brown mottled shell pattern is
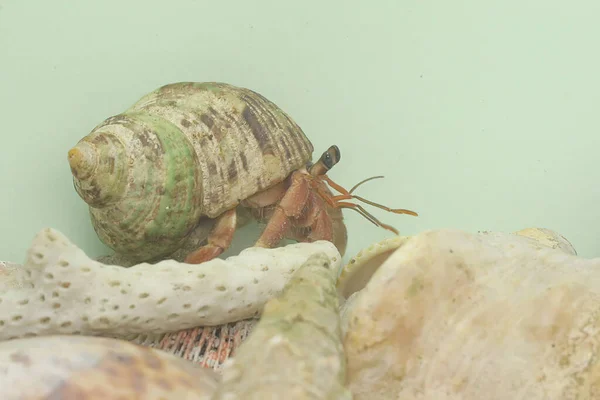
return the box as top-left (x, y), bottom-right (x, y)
top-left (125, 82), bottom-right (314, 217)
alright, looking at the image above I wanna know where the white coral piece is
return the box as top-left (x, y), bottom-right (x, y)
top-left (0, 228), bottom-right (341, 341)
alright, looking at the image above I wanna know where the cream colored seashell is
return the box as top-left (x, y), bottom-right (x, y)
top-left (337, 228), bottom-right (578, 336)
top-left (0, 227), bottom-right (340, 341)
top-left (339, 228), bottom-right (600, 400)
top-left (514, 227), bottom-right (577, 255)
top-left (336, 235), bottom-right (409, 300)
top-left (337, 227), bottom-right (577, 302)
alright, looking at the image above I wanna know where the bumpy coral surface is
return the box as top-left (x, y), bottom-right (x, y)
top-left (0, 228), bottom-right (340, 341)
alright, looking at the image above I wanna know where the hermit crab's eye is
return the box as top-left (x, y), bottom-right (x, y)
top-left (315, 145), bottom-right (341, 172)
top-left (322, 152), bottom-right (334, 169)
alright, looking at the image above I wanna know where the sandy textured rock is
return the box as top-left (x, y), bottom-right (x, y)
top-left (343, 228), bottom-right (600, 400)
top-left (0, 334), bottom-right (219, 400)
top-left (0, 228), bottom-right (341, 341)
top-left (214, 252), bottom-right (351, 399)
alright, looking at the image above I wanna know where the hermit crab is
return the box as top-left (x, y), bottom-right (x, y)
top-left (67, 82), bottom-right (418, 264)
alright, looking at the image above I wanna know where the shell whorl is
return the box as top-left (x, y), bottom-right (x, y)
top-left (68, 132), bottom-right (127, 207)
top-left (68, 142), bottom-right (96, 180)
top-left (68, 82), bottom-right (314, 262)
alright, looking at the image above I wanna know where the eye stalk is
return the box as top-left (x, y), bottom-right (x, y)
top-left (309, 145), bottom-right (341, 176)
top-left (308, 144), bottom-right (419, 236)
top-left (321, 145), bottom-right (340, 170)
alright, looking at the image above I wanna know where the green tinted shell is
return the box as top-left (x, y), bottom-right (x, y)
top-left (68, 82), bottom-right (314, 262)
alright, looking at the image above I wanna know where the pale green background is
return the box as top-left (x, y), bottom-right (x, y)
top-left (1, 0), bottom-right (599, 264)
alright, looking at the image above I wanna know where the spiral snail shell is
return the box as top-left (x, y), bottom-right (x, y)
top-left (68, 82), bottom-right (315, 263)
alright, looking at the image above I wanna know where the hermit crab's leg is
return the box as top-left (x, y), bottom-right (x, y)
top-left (306, 195), bottom-right (335, 243)
top-left (292, 190), bottom-right (321, 228)
top-left (288, 186), bottom-right (346, 255)
top-left (322, 175), bottom-right (418, 217)
top-left (348, 175), bottom-right (385, 194)
top-left (184, 208), bottom-right (238, 264)
top-left (255, 171), bottom-right (310, 248)
top-left (336, 201), bottom-right (400, 235)
top-left (290, 190), bottom-right (335, 240)
top-left (312, 179), bottom-right (403, 235)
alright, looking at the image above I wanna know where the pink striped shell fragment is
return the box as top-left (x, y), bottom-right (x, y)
top-left (129, 319), bottom-right (258, 371)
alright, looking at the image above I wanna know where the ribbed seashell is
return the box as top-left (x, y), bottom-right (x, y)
top-left (128, 319), bottom-right (258, 371)
top-left (68, 82), bottom-right (314, 262)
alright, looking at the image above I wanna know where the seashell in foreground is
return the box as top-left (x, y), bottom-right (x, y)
top-left (0, 334), bottom-right (219, 400)
top-left (341, 228), bottom-right (600, 400)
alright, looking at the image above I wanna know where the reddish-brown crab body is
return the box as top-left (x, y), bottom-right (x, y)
top-left (185, 149), bottom-right (349, 264)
